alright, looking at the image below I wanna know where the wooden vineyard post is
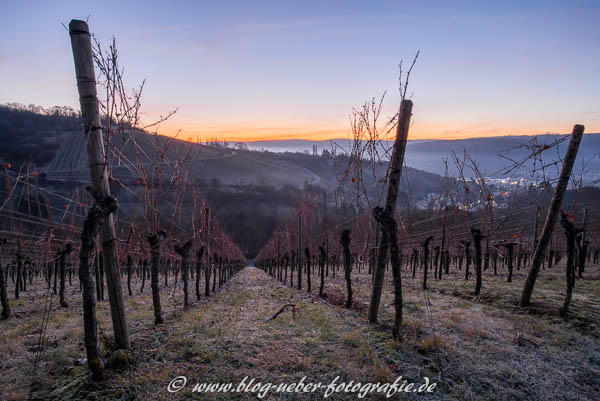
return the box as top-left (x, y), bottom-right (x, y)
top-left (196, 247), bottom-right (204, 300)
top-left (147, 231), bottom-right (166, 324)
top-left (341, 229), bottom-right (352, 308)
top-left (559, 212), bottom-right (577, 316)
top-left (578, 208), bottom-right (588, 278)
top-left (0, 238), bottom-right (10, 319)
top-left (323, 190), bottom-right (330, 278)
top-left (318, 245), bottom-right (326, 296)
top-left (368, 99), bottom-right (413, 323)
top-left (59, 243), bottom-right (73, 307)
top-left (69, 19), bottom-right (130, 349)
top-left (463, 241), bottom-right (472, 280)
top-left (175, 240), bottom-right (193, 308)
top-left (297, 213), bottom-right (302, 290)
top-left (532, 205), bottom-right (540, 251)
top-left (438, 215), bottom-right (446, 280)
top-left (305, 247), bottom-right (311, 293)
top-left (519, 124), bottom-right (585, 307)
top-left (501, 242), bottom-right (517, 282)
top-left (422, 236), bottom-right (433, 290)
top-left (372, 207), bottom-right (404, 338)
top-left (471, 228), bottom-right (484, 295)
top-left (277, 233), bottom-right (281, 281)
top-left (126, 255), bottom-right (133, 296)
top-left (79, 194), bottom-right (118, 381)
top-left (15, 248), bottom-right (22, 300)
top-left (204, 208), bottom-right (211, 297)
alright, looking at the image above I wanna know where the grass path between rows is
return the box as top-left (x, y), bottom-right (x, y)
top-left (111, 266), bottom-right (425, 401)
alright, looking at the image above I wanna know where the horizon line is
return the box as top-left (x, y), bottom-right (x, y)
top-left (191, 132), bottom-right (597, 144)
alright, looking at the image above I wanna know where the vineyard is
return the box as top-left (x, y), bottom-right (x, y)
top-left (0, 19), bottom-right (599, 401)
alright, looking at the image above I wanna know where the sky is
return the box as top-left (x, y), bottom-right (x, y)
top-left (1, 0), bottom-right (599, 142)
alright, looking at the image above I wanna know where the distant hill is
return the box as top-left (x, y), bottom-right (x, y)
top-left (245, 134), bottom-right (600, 181)
top-left (404, 135), bottom-right (600, 181)
top-left (0, 104), bottom-right (78, 168)
top-left (245, 138), bottom-right (436, 155)
top-left (0, 104), bottom-right (445, 200)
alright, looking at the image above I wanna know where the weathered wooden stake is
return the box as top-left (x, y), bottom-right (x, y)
top-left (69, 19), bottom-right (129, 349)
top-left (318, 245), bottom-right (326, 296)
top-left (175, 239), bottom-right (192, 308)
top-left (0, 239), bottom-right (10, 319)
top-left (79, 194), bottom-right (117, 381)
top-left (422, 236), bottom-right (433, 290)
top-left (471, 228), bottom-right (484, 295)
top-left (204, 208), bottom-right (211, 297)
top-left (59, 243), bottom-right (73, 307)
top-left (559, 212), bottom-right (577, 316)
top-left (341, 229), bottom-right (352, 308)
top-left (297, 213), bottom-right (302, 290)
top-left (532, 205), bottom-right (540, 250)
top-left (368, 99), bottom-right (413, 323)
top-left (148, 231), bottom-right (166, 324)
top-left (196, 247), bottom-right (204, 300)
top-left (520, 124), bottom-right (585, 307)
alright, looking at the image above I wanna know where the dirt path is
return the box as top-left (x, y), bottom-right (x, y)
top-left (115, 266), bottom-right (415, 400)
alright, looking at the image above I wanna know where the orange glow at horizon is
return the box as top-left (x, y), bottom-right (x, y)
top-left (153, 118), bottom-right (596, 143)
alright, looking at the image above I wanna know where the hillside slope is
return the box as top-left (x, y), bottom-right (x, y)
top-left (246, 134), bottom-right (600, 180)
top-left (42, 130), bottom-right (323, 189)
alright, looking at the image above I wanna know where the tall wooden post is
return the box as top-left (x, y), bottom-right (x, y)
top-left (472, 228), bottom-right (484, 295)
top-left (195, 247), bottom-right (204, 300)
top-left (69, 20), bottom-right (129, 349)
top-left (78, 195), bottom-right (118, 381)
top-left (422, 236), bottom-right (433, 290)
top-left (341, 229), bottom-right (352, 308)
top-left (276, 232), bottom-right (281, 281)
top-left (323, 190), bottom-right (330, 277)
top-left (318, 245), bottom-right (326, 296)
top-left (368, 99), bottom-right (413, 323)
top-left (204, 207), bottom-right (211, 297)
top-left (0, 239), bottom-right (10, 319)
top-left (59, 243), bottom-right (73, 307)
top-left (147, 231), bottom-right (165, 324)
top-left (175, 240), bottom-right (192, 308)
top-left (559, 212), bottom-right (577, 316)
top-left (438, 215), bottom-right (446, 280)
top-left (519, 124), bottom-right (585, 307)
top-left (532, 205), bottom-right (540, 250)
top-left (297, 213), bottom-right (302, 290)
top-left (578, 208), bottom-right (589, 278)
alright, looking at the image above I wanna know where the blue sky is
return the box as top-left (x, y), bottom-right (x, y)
top-left (1, 0), bottom-right (598, 141)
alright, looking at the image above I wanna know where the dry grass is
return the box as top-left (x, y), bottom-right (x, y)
top-left (311, 261), bottom-right (600, 401)
top-left (0, 262), bottom-right (599, 400)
